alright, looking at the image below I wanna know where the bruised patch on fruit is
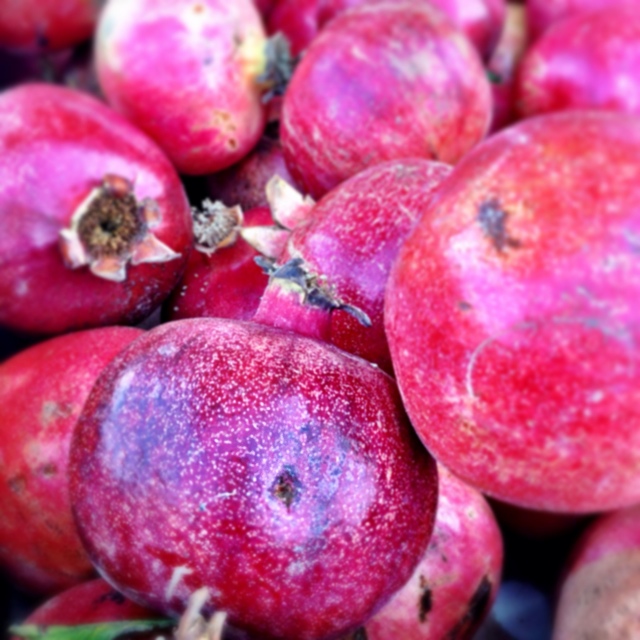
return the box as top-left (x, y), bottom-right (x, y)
top-left (418, 574), bottom-right (433, 623)
top-left (271, 467), bottom-right (302, 509)
top-left (477, 199), bottom-right (521, 252)
top-left (445, 575), bottom-right (492, 639)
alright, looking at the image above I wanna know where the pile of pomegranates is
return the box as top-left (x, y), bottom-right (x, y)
top-left (2, 1), bottom-right (640, 639)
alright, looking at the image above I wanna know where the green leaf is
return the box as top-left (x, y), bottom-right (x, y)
top-left (9, 619), bottom-right (175, 640)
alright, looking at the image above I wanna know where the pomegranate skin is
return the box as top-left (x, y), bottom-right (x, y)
top-left (0, 83), bottom-right (192, 336)
top-left (95, 0), bottom-right (267, 175)
top-left (163, 206), bottom-right (273, 322)
top-left (553, 505), bottom-right (640, 639)
top-left (517, 9), bottom-right (640, 119)
top-left (385, 110), bottom-right (640, 513)
top-left (0, 0), bottom-right (100, 53)
top-left (268, 0), bottom-right (505, 60)
top-left (527, 0), bottom-right (636, 43)
top-left (280, 2), bottom-right (492, 198)
top-left (69, 318), bottom-right (438, 640)
top-left (285, 159), bottom-right (452, 374)
top-left (365, 466), bottom-right (503, 640)
top-left (0, 327), bottom-right (142, 595)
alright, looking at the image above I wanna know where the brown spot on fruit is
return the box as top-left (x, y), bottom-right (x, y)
top-left (477, 199), bottom-right (521, 252)
top-left (271, 467), bottom-right (301, 509)
top-left (37, 462), bottom-right (58, 477)
top-left (418, 574), bottom-right (433, 623)
top-left (445, 575), bottom-right (492, 639)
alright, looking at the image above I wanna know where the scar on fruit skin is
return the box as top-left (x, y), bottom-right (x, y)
top-left (445, 576), bottom-right (492, 639)
top-left (418, 574), bottom-right (433, 623)
top-left (477, 198), bottom-right (521, 252)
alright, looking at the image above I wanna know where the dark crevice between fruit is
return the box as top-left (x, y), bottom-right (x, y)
top-left (256, 256), bottom-right (372, 327)
top-left (271, 467), bottom-right (302, 510)
top-left (77, 189), bottom-right (143, 259)
top-left (445, 575), bottom-right (492, 640)
top-left (257, 33), bottom-right (299, 103)
top-left (418, 575), bottom-right (433, 623)
top-left (477, 199), bottom-right (522, 253)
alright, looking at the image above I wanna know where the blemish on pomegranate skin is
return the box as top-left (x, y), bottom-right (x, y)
top-left (8, 476), bottom-right (26, 494)
top-left (271, 467), bottom-right (302, 510)
top-left (477, 199), bottom-right (521, 252)
top-left (445, 575), bottom-right (492, 639)
top-left (418, 574), bottom-right (433, 623)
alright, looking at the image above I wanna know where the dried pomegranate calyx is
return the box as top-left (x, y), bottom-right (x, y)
top-left (59, 174), bottom-right (180, 282)
top-left (256, 256), bottom-right (372, 326)
top-left (191, 199), bottom-right (244, 256)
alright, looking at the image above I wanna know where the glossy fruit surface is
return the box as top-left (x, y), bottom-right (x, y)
top-left (385, 110), bottom-right (640, 513)
top-left (281, 2), bottom-right (491, 198)
top-left (70, 318), bottom-right (438, 640)
top-left (95, 0), bottom-right (267, 175)
top-left (0, 83), bottom-right (192, 336)
top-left (0, 327), bottom-right (142, 595)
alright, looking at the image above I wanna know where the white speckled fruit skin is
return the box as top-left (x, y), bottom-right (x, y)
top-left (69, 317), bottom-right (438, 640)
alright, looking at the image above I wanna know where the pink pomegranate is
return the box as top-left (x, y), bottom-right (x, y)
top-left (364, 465), bottom-right (503, 640)
top-left (553, 504), bottom-right (640, 639)
top-left (526, 0), bottom-right (637, 43)
top-left (280, 2), bottom-right (492, 198)
top-left (0, 0), bottom-right (102, 53)
top-left (385, 110), bottom-right (640, 513)
top-left (0, 327), bottom-right (142, 595)
top-left (0, 83), bottom-right (192, 336)
top-left (95, 0), bottom-right (269, 175)
top-left (280, 159), bottom-right (452, 374)
top-left (163, 204), bottom-right (273, 322)
top-left (517, 8), bottom-right (640, 118)
top-left (69, 266), bottom-right (438, 640)
top-left (268, 0), bottom-right (505, 59)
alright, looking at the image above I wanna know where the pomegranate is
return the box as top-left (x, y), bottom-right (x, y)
top-left (526, 0), bottom-right (636, 43)
top-left (0, 327), bottom-right (142, 595)
top-left (280, 2), bottom-right (492, 198)
top-left (553, 504), bottom-right (640, 639)
top-left (364, 465), bottom-right (503, 640)
top-left (279, 159), bottom-right (452, 374)
top-left (0, 0), bottom-right (101, 53)
top-left (385, 110), bottom-right (640, 513)
top-left (267, 0), bottom-right (505, 60)
top-left (95, 0), bottom-right (269, 175)
top-left (69, 263), bottom-right (438, 640)
top-left (0, 83), bottom-right (192, 336)
top-left (516, 8), bottom-right (640, 118)
top-left (163, 203), bottom-right (273, 322)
